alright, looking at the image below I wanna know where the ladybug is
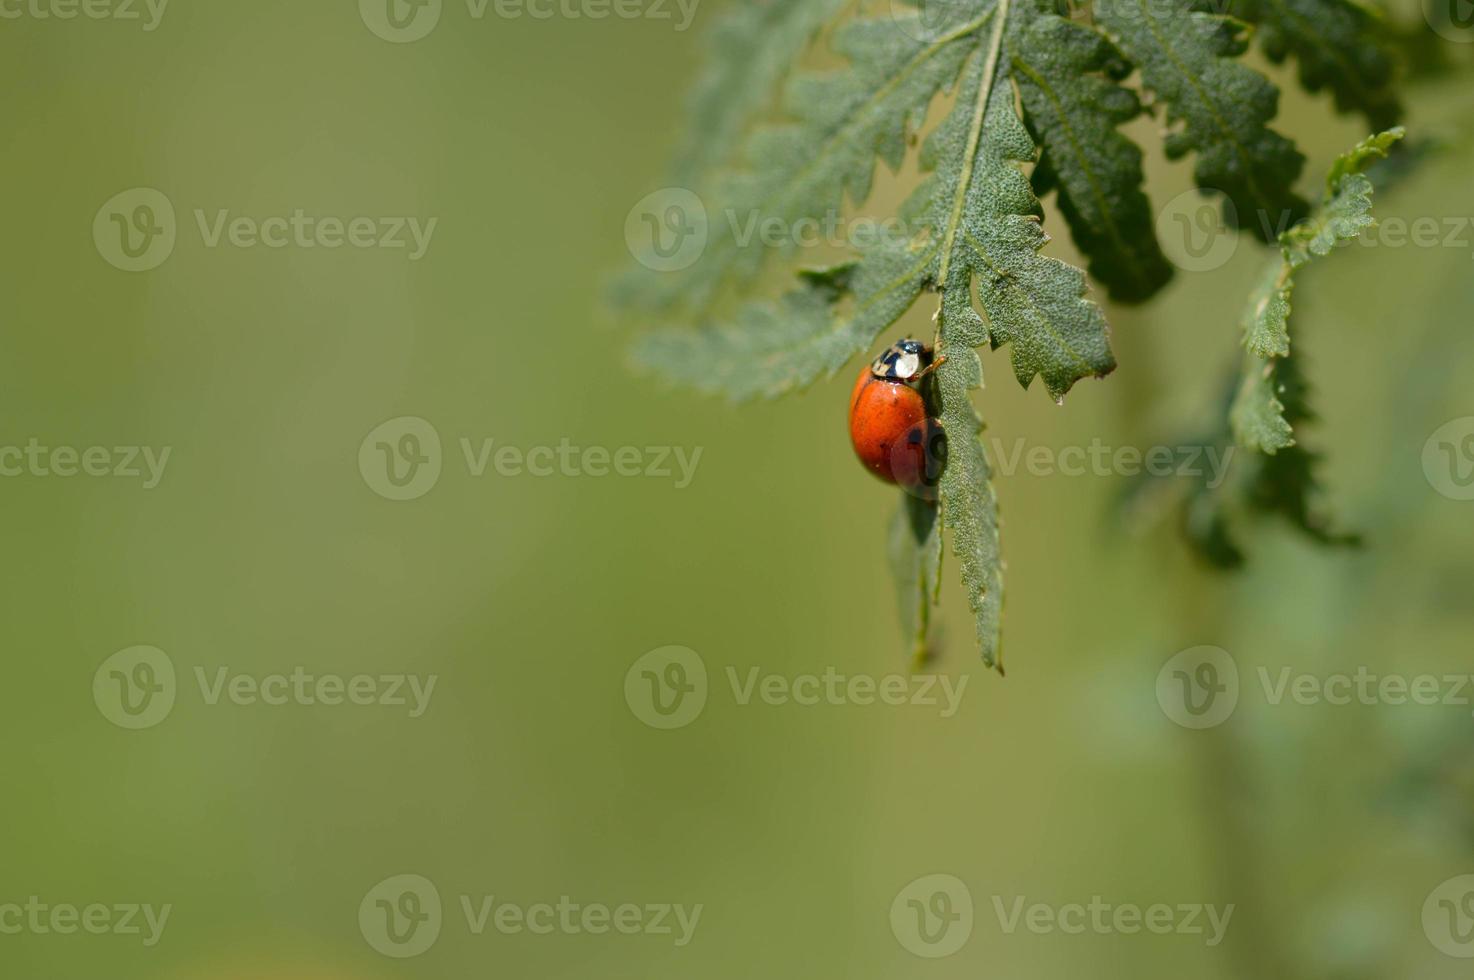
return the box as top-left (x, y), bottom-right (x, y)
top-left (848, 338), bottom-right (945, 492)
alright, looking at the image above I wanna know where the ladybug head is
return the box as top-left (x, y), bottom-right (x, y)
top-left (871, 338), bottom-right (934, 382)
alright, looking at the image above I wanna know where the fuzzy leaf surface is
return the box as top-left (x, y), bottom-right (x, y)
top-left (1096, 0), bottom-right (1309, 242)
top-left (1011, 15), bottom-right (1172, 302)
top-left (1230, 0), bottom-right (1402, 130)
top-left (1232, 127), bottom-right (1403, 449)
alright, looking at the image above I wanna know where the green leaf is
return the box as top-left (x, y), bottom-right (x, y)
top-left (1231, 358), bottom-right (1296, 453)
top-left (630, 243), bottom-right (930, 401)
top-left (1232, 126), bottom-right (1403, 447)
top-left (1096, 0), bottom-right (1309, 242)
top-left (912, 0), bottom-right (1114, 664)
top-left (1229, 0), bottom-right (1402, 130)
top-left (1221, 129), bottom-right (1402, 551)
top-left (1011, 15), bottom-right (1173, 302)
top-left (638, 0), bottom-right (1117, 409)
top-left (1239, 145), bottom-right (1387, 360)
top-left (888, 495), bottom-right (944, 667)
top-left (634, 0), bottom-right (1119, 664)
top-left (1127, 361), bottom-right (1356, 568)
top-left (670, 0), bottom-right (851, 186)
top-left (1183, 481), bottom-right (1248, 570)
top-left (935, 318), bottom-right (1006, 670)
top-left (1127, 131), bottom-right (1405, 568)
top-left (1324, 126), bottom-right (1406, 191)
top-left (622, 0), bottom-right (1390, 663)
top-left (614, 8), bottom-right (980, 316)
top-left (1241, 355), bottom-right (1360, 548)
top-left (925, 12), bottom-right (1116, 402)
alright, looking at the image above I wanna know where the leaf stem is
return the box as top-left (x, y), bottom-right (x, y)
top-left (933, 0), bottom-right (1011, 351)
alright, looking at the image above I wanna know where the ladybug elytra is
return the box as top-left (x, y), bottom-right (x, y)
top-left (848, 338), bottom-right (945, 493)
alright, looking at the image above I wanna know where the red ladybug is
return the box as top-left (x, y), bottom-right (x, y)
top-left (848, 338), bottom-right (944, 492)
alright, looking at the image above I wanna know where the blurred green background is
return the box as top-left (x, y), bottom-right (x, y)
top-left (2, 1), bottom-right (1473, 977)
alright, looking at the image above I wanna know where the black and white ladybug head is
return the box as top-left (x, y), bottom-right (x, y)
top-left (871, 338), bottom-right (933, 382)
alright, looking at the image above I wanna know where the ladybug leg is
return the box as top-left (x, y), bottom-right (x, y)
top-left (915, 354), bottom-right (948, 379)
